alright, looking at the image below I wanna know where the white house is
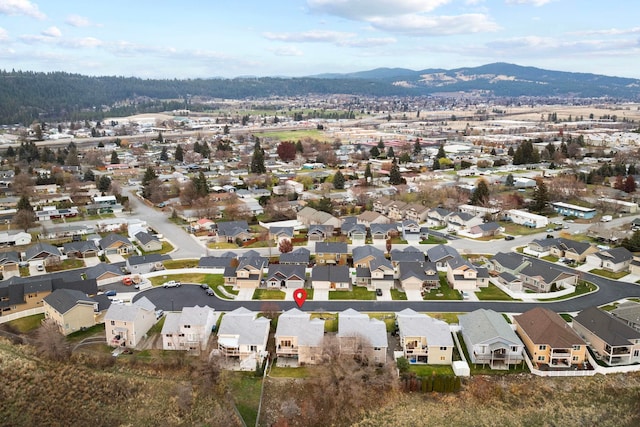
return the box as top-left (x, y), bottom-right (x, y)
top-left (338, 309), bottom-right (388, 364)
top-left (396, 308), bottom-right (454, 365)
top-left (217, 307), bottom-right (270, 370)
top-left (275, 308), bottom-right (325, 366)
top-left (105, 297), bottom-right (157, 348)
top-left (162, 305), bottom-right (219, 352)
top-left (504, 209), bottom-right (549, 229)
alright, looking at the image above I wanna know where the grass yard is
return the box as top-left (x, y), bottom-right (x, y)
top-left (475, 284), bottom-right (516, 301)
top-left (258, 129), bottom-right (329, 142)
top-left (253, 289), bottom-right (285, 300)
top-left (542, 281), bottom-right (597, 301)
top-left (162, 259), bottom-right (200, 269)
top-left (541, 255), bottom-right (559, 262)
top-left (423, 274), bottom-right (462, 300)
top-left (408, 364), bottom-right (454, 376)
top-left (328, 286), bottom-right (376, 300)
top-left (560, 313), bottom-right (574, 322)
top-left (66, 324), bottom-right (105, 343)
top-left (268, 366), bottom-right (310, 378)
top-left (366, 312), bottom-right (396, 332)
top-left (456, 332), bottom-right (529, 375)
top-left (228, 372), bottom-right (263, 427)
top-left (419, 235), bottom-right (448, 245)
top-left (140, 241), bottom-right (174, 255)
top-left (207, 242), bottom-right (238, 249)
top-left (588, 268), bottom-right (630, 279)
top-left (149, 273), bottom-right (206, 287)
top-left (310, 312), bottom-right (338, 332)
top-left (499, 222), bottom-right (546, 236)
top-left (148, 316), bottom-right (166, 334)
top-left (304, 288), bottom-right (314, 300)
top-left (426, 312), bottom-right (462, 324)
top-left (391, 289), bottom-right (408, 300)
top-left (46, 258), bottom-right (85, 272)
top-left (5, 313), bottom-right (44, 333)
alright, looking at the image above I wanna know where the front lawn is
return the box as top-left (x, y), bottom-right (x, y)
top-left (589, 268), bottom-right (630, 280)
top-left (423, 274), bottom-right (462, 300)
top-left (46, 259), bottom-right (85, 272)
top-left (426, 312), bottom-right (462, 324)
top-left (162, 259), bottom-right (200, 269)
top-left (391, 289), bottom-right (408, 300)
top-left (328, 286), bottom-right (376, 300)
top-left (139, 241), bottom-right (174, 255)
top-left (541, 255), bottom-right (559, 262)
top-left (366, 312), bottom-right (396, 332)
top-left (419, 236), bottom-right (448, 245)
top-left (252, 289), bottom-right (285, 300)
top-left (310, 312), bottom-right (338, 332)
top-left (408, 364), bottom-right (454, 376)
top-left (542, 281), bottom-right (597, 301)
top-left (149, 273), bottom-right (206, 287)
top-left (475, 284), bottom-right (516, 301)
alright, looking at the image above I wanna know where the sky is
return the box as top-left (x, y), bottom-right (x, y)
top-left (0, 0), bottom-right (639, 79)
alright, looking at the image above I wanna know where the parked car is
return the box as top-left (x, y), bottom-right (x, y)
top-left (504, 235), bottom-right (515, 241)
top-left (200, 284), bottom-right (209, 290)
top-left (105, 290), bottom-right (117, 297)
top-left (18, 261), bottom-right (29, 268)
top-left (162, 280), bottom-right (181, 288)
top-left (155, 309), bottom-right (164, 319)
top-left (375, 288), bottom-right (383, 296)
top-left (206, 288), bottom-right (215, 296)
top-left (36, 264), bottom-right (45, 272)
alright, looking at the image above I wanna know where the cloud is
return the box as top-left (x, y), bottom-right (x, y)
top-left (60, 37), bottom-right (103, 49)
top-left (264, 30), bottom-right (355, 43)
top-left (268, 46), bottom-right (304, 57)
top-left (0, 27), bottom-right (8, 41)
top-left (369, 13), bottom-right (500, 36)
top-left (570, 27), bottom-right (640, 36)
top-left (0, 0), bottom-right (46, 19)
top-left (65, 14), bottom-right (93, 28)
top-left (41, 26), bottom-right (61, 38)
top-left (340, 37), bottom-right (396, 47)
top-left (505, 0), bottom-right (553, 6)
top-left (307, 0), bottom-right (450, 20)
top-left (485, 35), bottom-right (639, 56)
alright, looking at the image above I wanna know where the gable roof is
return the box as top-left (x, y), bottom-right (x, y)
top-left (311, 265), bottom-right (350, 282)
top-left (611, 302), bottom-right (640, 327)
top-left (105, 296), bottom-right (155, 322)
top-left (391, 247), bottom-right (425, 263)
top-left (459, 309), bottom-right (522, 347)
top-left (217, 307), bottom-right (270, 346)
top-left (399, 261), bottom-right (437, 281)
top-left (315, 241), bottom-right (348, 254)
top-left (99, 233), bottom-right (132, 249)
top-left (595, 247), bottom-right (634, 263)
top-left (491, 252), bottom-right (530, 272)
top-left (338, 309), bottom-right (388, 348)
top-left (279, 247), bottom-right (310, 264)
top-left (84, 262), bottom-right (124, 280)
top-left (269, 226), bottom-right (294, 238)
top-left (275, 308), bottom-right (324, 347)
top-left (396, 308), bottom-right (453, 347)
top-left (519, 263), bottom-right (576, 284)
top-left (135, 231), bottom-right (160, 245)
top-left (426, 244), bottom-right (460, 263)
top-left (352, 245), bottom-right (384, 262)
top-left (266, 264), bottom-right (306, 281)
top-left (43, 288), bottom-right (95, 315)
top-left (574, 306), bottom-right (640, 346)
top-left (127, 253), bottom-right (167, 266)
top-left (25, 242), bottom-right (61, 260)
top-left (514, 307), bottom-right (585, 348)
top-left (63, 240), bottom-right (99, 254)
top-left (217, 220), bottom-right (250, 237)
top-left (198, 256), bottom-right (234, 268)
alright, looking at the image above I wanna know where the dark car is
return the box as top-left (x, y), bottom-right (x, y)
top-left (375, 289), bottom-right (383, 296)
top-left (206, 288), bottom-right (215, 296)
top-left (546, 234), bottom-right (554, 239)
top-left (105, 290), bottom-right (117, 297)
top-left (504, 235), bottom-right (515, 241)
top-left (200, 284), bottom-right (209, 290)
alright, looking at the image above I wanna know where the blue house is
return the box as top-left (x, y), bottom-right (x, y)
top-left (551, 202), bottom-right (596, 219)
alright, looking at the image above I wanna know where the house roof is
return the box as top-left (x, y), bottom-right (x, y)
top-left (357, 210), bottom-right (388, 223)
top-left (161, 312), bottom-right (181, 335)
top-left (84, 262), bottom-right (123, 280)
top-left (43, 288), bottom-right (95, 315)
top-left (180, 305), bottom-right (216, 327)
top-left (396, 308), bottom-right (453, 347)
top-left (311, 265), bottom-right (350, 282)
top-left (217, 307), bottom-right (270, 346)
top-left (491, 252), bottom-right (530, 272)
top-left (391, 247), bottom-right (425, 264)
top-left (338, 309), bottom-right (388, 348)
top-left (275, 308), bottom-right (324, 347)
top-left (307, 224), bottom-right (334, 235)
top-left (266, 264), bottom-right (306, 282)
top-left (594, 247), bottom-right (633, 263)
top-left (370, 223), bottom-right (399, 234)
top-left (63, 240), bottom-right (99, 254)
top-left (611, 302), bottom-right (640, 327)
top-left (573, 306), bottom-right (640, 346)
top-left (217, 220), bottom-right (250, 237)
top-left (352, 245), bottom-right (384, 262)
top-left (472, 222), bottom-right (501, 232)
top-left (135, 231), bottom-right (160, 246)
top-left (99, 233), bottom-right (131, 249)
top-left (105, 296), bottom-right (155, 322)
top-left (342, 222), bottom-right (366, 235)
top-left (198, 256), bottom-right (234, 268)
top-left (0, 251), bottom-right (20, 265)
top-left (315, 241), bottom-right (348, 254)
top-left (370, 256), bottom-right (394, 272)
top-left (399, 261), bottom-right (437, 282)
top-left (279, 247), bottom-right (310, 264)
top-left (514, 307), bottom-right (585, 348)
top-left (426, 244), bottom-right (460, 263)
top-left (519, 263), bottom-right (575, 284)
top-left (458, 309), bottom-right (522, 347)
top-left (447, 256), bottom-right (476, 272)
top-left (127, 253), bottom-right (167, 266)
top-left (269, 226), bottom-right (294, 238)
top-left (25, 242), bottom-right (61, 260)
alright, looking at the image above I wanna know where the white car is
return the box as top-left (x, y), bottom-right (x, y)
top-left (162, 280), bottom-right (181, 288)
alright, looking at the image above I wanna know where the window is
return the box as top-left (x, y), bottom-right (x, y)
top-left (572, 356), bottom-right (579, 361)
top-left (179, 334), bottom-right (184, 337)
top-left (440, 356), bottom-right (445, 361)
top-left (511, 346), bottom-right (518, 352)
top-left (184, 325), bottom-right (191, 329)
top-left (374, 347), bottom-right (381, 351)
top-left (167, 342), bottom-right (172, 346)
top-left (539, 345), bottom-right (547, 350)
top-left (572, 345), bottom-right (581, 351)
top-left (537, 356), bottom-right (545, 361)
top-left (166, 334), bottom-right (172, 338)
top-left (110, 320), bottom-right (115, 326)
top-left (440, 347), bottom-right (448, 351)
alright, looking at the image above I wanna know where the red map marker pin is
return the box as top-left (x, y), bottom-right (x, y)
top-left (293, 288), bottom-right (307, 308)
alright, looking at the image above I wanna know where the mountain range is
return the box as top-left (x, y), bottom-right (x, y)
top-left (1, 63), bottom-right (639, 125)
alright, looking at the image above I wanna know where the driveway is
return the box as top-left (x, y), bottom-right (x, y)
top-left (236, 288), bottom-right (255, 301)
top-left (83, 257), bottom-right (101, 267)
top-left (405, 289), bottom-right (423, 301)
top-left (313, 289), bottom-right (329, 301)
top-left (377, 289), bottom-right (392, 301)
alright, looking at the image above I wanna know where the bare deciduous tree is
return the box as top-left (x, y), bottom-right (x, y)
top-left (35, 319), bottom-right (71, 362)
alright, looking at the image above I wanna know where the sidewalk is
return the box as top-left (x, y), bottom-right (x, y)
top-left (236, 288), bottom-right (255, 301)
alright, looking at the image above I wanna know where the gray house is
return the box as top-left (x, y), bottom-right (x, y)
top-left (126, 254), bottom-right (167, 274)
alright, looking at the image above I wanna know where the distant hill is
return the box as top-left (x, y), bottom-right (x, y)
top-left (1, 63), bottom-right (639, 125)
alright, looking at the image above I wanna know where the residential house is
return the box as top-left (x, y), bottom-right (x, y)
top-left (217, 307), bottom-right (270, 370)
top-left (135, 231), bottom-right (163, 252)
top-left (234, 257), bottom-right (267, 289)
top-left (426, 208), bottom-right (451, 228)
top-left (0, 251), bottom-right (20, 277)
top-left (458, 309), bottom-right (524, 369)
top-left (396, 308), bottom-right (454, 365)
top-left (405, 203), bottom-right (430, 223)
top-left (390, 247), bottom-right (425, 266)
top-left (311, 265), bottom-right (350, 290)
top-left (585, 247), bottom-right (633, 273)
top-left (126, 254), bottom-right (166, 275)
top-left (275, 308), bottom-right (325, 365)
top-left (387, 201), bottom-right (410, 221)
top-left (352, 245), bottom-right (385, 268)
top-left (446, 257), bottom-right (489, 291)
top-left (466, 222), bottom-right (503, 238)
top-left (62, 240), bottom-right (99, 259)
top-left (586, 223), bottom-right (631, 244)
top-left (307, 224), bottom-right (334, 242)
top-left (338, 309), bottom-right (388, 364)
top-left (43, 289), bottom-right (100, 335)
top-left (398, 261), bottom-right (439, 291)
top-left (84, 262), bottom-right (124, 285)
top-left (518, 263), bottom-right (578, 293)
top-left (315, 242), bottom-right (348, 265)
top-left (458, 204), bottom-right (501, 219)
top-left (279, 247), bottom-right (310, 265)
top-left (446, 212), bottom-right (483, 232)
top-left (105, 297), bottom-right (157, 348)
top-left (99, 233), bottom-right (134, 256)
top-left (197, 256), bottom-right (235, 269)
top-left (341, 221), bottom-right (367, 242)
top-left (427, 244), bottom-right (461, 269)
top-left (368, 257), bottom-right (396, 290)
top-left (573, 307), bottom-right (640, 366)
top-left (24, 242), bottom-right (62, 266)
top-left (551, 202), bottom-right (596, 219)
top-left (296, 207), bottom-right (341, 228)
top-left (514, 307), bottom-right (587, 368)
top-left (162, 305), bottom-right (218, 352)
top-left (525, 237), bottom-right (597, 262)
top-left (265, 264), bottom-right (306, 289)
top-left (611, 302), bottom-right (640, 332)
top-left (373, 197), bottom-right (395, 216)
top-left (269, 226), bottom-right (294, 245)
top-left (356, 210), bottom-right (390, 228)
top-left (0, 231), bottom-right (32, 246)
top-left (370, 223), bottom-right (399, 242)
top-left (216, 220), bottom-right (252, 244)
top-left (504, 209), bottom-right (549, 229)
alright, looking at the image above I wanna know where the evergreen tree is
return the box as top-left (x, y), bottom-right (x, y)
top-left (436, 144), bottom-right (447, 160)
top-left (110, 150), bottom-right (119, 164)
top-left (628, 164), bottom-right (637, 176)
top-left (389, 158), bottom-right (404, 185)
top-left (470, 178), bottom-right (490, 206)
top-left (505, 173), bottom-right (515, 187)
top-left (399, 152), bottom-right (412, 164)
top-left (622, 230), bottom-right (640, 252)
top-left (386, 146), bottom-right (395, 159)
top-left (507, 146), bottom-right (515, 156)
top-left (5, 146), bottom-right (15, 158)
top-left (295, 140), bottom-right (304, 153)
top-left (97, 175), bottom-right (111, 192)
top-left (142, 166), bottom-right (158, 199)
top-left (83, 169), bottom-right (95, 182)
top-left (369, 146), bottom-right (380, 158)
top-left (490, 147), bottom-right (497, 156)
top-left (364, 163), bottom-right (372, 185)
top-left (531, 178), bottom-right (549, 213)
top-left (16, 194), bottom-right (33, 212)
top-left (157, 131), bottom-right (163, 143)
top-left (193, 171), bottom-right (209, 197)
top-left (174, 145), bottom-right (184, 162)
top-left (65, 142), bottom-right (80, 166)
top-left (333, 170), bottom-right (345, 190)
top-left (413, 139), bottom-right (422, 157)
top-left (160, 146), bottom-right (169, 161)
top-left (250, 140), bottom-right (266, 174)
